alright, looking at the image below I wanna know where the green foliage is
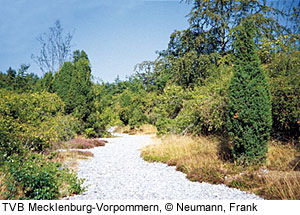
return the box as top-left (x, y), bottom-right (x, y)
top-left (33, 114), bottom-right (80, 144)
top-left (154, 85), bottom-right (187, 135)
top-left (153, 65), bottom-right (231, 136)
top-left (52, 50), bottom-right (95, 134)
top-left (1, 153), bottom-right (84, 200)
top-left (115, 89), bottom-right (148, 129)
top-left (227, 20), bottom-right (272, 164)
top-left (0, 89), bottom-right (78, 156)
top-left (69, 51), bottom-right (94, 122)
top-left (174, 68), bottom-right (231, 135)
top-left (35, 72), bottom-right (54, 92)
top-left (266, 50), bottom-right (300, 139)
top-left (53, 62), bottom-right (74, 111)
top-left (0, 65), bottom-right (39, 93)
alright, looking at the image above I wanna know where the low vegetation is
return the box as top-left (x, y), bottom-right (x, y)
top-left (141, 135), bottom-right (300, 199)
top-left (114, 124), bottom-right (157, 135)
top-left (63, 138), bottom-right (107, 149)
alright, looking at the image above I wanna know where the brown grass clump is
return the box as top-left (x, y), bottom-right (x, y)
top-left (64, 138), bottom-right (106, 149)
top-left (260, 171), bottom-right (300, 199)
top-left (51, 150), bottom-right (94, 170)
top-left (115, 124), bottom-right (157, 135)
top-left (141, 134), bottom-right (300, 199)
top-left (0, 172), bottom-right (6, 199)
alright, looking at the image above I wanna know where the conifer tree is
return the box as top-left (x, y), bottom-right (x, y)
top-left (227, 19), bottom-right (272, 164)
top-left (52, 50), bottom-right (94, 123)
top-left (53, 62), bottom-right (74, 113)
top-left (70, 50), bottom-right (94, 122)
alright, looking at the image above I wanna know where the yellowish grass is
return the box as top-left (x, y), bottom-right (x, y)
top-left (0, 172), bottom-right (5, 199)
top-left (141, 134), bottom-right (300, 199)
top-left (261, 171), bottom-right (300, 199)
top-left (115, 124), bottom-right (157, 135)
top-left (52, 150), bottom-right (94, 170)
top-left (266, 140), bottom-right (297, 170)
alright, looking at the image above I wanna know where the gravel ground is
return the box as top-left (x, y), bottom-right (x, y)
top-left (64, 133), bottom-right (263, 200)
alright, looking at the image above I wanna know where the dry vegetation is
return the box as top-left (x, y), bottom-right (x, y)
top-left (61, 138), bottom-right (107, 149)
top-left (0, 173), bottom-right (5, 199)
top-left (51, 150), bottom-right (94, 171)
top-left (115, 124), bottom-right (157, 135)
top-left (141, 135), bottom-right (300, 199)
top-left (51, 137), bottom-right (107, 170)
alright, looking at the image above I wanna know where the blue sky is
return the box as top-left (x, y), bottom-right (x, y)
top-left (0, 0), bottom-right (192, 82)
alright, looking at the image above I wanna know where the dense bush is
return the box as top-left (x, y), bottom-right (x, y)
top-left (1, 153), bottom-right (84, 200)
top-left (153, 85), bottom-right (186, 135)
top-left (227, 20), bottom-right (272, 164)
top-left (33, 114), bottom-right (80, 144)
top-left (0, 90), bottom-right (79, 154)
top-left (0, 87), bottom-right (84, 200)
top-left (174, 68), bottom-right (231, 135)
top-left (114, 89), bottom-right (149, 129)
top-left (266, 51), bottom-right (300, 139)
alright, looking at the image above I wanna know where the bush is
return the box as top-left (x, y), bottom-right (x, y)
top-left (265, 51), bottom-right (300, 139)
top-left (174, 68), bottom-right (231, 135)
top-left (0, 90), bottom-right (79, 154)
top-left (153, 67), bottom-right (231, 136)
top-left (154, 85), bottom-right (188, 135)
top-left (1, 153), bottom-right (84, 200)
top-left (227, 20), bottom-right (272, 164)
top-left (114, 89), bottom-right (149, 128)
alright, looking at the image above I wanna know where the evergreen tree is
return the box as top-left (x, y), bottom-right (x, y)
top-left (227, 19), bottom-right (272, 164)
top-left (52, 50), bottom-right (94, 127)
top-left (53, 62), bottom-right (74, 113)
top-left (70, 50), bottom-right (94, 122)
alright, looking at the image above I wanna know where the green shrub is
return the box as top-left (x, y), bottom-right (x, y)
top-left (153, 67), bottom-right (231, 136)
top-left (155, 118), bottom-right (174, 136)
top-left (174, 68), bottom-right (231, 135)
top-left (0, 90), bottom-right (79, 154)
top-left (34, 114), bottom-right (80, 143)
top-left (154, 85), bottom-right (187, 135)
top-left (155, 85), bottom-right (186, 119)
top-left (227, 20), bottom-right (272, 164)
top-left (1, 153), bottom-right (85, 200)
top-left (114, 89), bottom-right (148, 128)
top-left (265, 51), bottom-right (300, 139)
top-left (84, 127), bottom-right (97, 138)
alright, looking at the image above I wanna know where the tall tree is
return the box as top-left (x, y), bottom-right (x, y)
top-left (156, 0), bottom-right (296, 88)
top-left (52, 62), bottom-right (74, 113)
top-left (226, 19), bottom-right (272, 164)
top-left (52, 50), bottom-right (94, 124)
top-left (70, 50), bottom-right (94, 122)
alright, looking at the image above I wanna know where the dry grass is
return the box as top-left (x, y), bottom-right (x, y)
top-left (63, 138), bottom-right (106, 149)
top-left (115, 124), bottom-right (157, 135)
top-left (0, 172), bottom-right (6, 199)
top-left (51, 150), bottom-right (94, 170)
top-left (50, 137), bottom-right (104, 171)
top-left (141, 134), bottom-right (300, 199)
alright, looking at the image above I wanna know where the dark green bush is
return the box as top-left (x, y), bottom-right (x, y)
top-left (226, 20), bottom-right (272, 164)
top-left (1, 153), bottom-right (84, 200)
top-left (266, 51), bottom-right (300, 139)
